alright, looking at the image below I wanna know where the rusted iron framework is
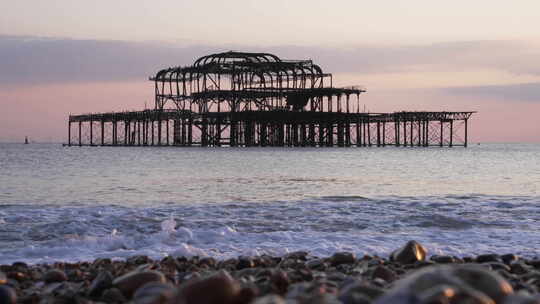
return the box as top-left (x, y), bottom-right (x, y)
top-left (67, 51), bottom-right (474, 147)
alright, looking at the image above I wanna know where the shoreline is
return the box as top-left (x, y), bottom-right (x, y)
top-left (1, 241), bottom-right (539, 303)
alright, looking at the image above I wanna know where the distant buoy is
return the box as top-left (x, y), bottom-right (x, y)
top-left (24, 136), bottom-right (29, 144)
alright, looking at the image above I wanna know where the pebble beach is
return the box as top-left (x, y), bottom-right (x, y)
top-left (1, 241), bottom-right (540, 304)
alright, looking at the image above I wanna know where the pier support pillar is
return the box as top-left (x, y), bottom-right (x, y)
top-left (450, 120), bottom-right (454, 147)
top-left (464, 119), bottom-right (468, 147)
top-left (90, 119), bottom-right (93, 146)
top-left (101, 120), bottom-right (104, 146)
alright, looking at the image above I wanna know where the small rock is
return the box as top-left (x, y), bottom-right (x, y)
top-left (431, 255), bottom-right (456, 264)
top-left (372, 265), bottom-right (397, 282)
top-left (176, 270), bottom-right (240, 304)
top-left (102, 287), bottom-right (127, 303)
top-left (42, 269), bottom-right (68, 283)
top-left (92, 258), bottom-right (112, 267)
top-left (237, 256), bottom-right (255, 270)
top-left (339, 281), bottom-right (385, 301)
top-left (374, 265), bottom-right (513, 304)
top-left (7, 271), bottom-right (26, 282)
top-left (330, 252), bottom-right (356, 266)
top-left (476, 254), bottom-right (501, 263)
top-left (236, 286), bottom-right (259, 304)
top-left (11, 261), bottom-right (28, 269)
top-left (113, 270), bottom-right (166, 298)
top-left (160, 256), bottom-right (182, 271)
top-left (338, 291), bottom-right (371, 304)
top-left (284, 251), bottom-right (309, 261)
top-left (199, 257), bottom-right (217, 268)
top-left (132, 282), bottom-right (175, 304)
top-left (511, 262), bottom-right (531, 275)
top-left (252, 294), bottom-right (286, 304)
top-left (270, 270), bottom-right (290, 295)
top-left (66, 268), bottom-right (84, 281)
top-left (501, 254), bottom-right (519, 265)
top-left (0, 285), bottom-right (17, 304)
top-left (454, 265), bottom-right (514, 303)
top-left (306, 258), bottom-right (325, 270)
top-left (304, 293), bottom-right (342, 304)
top-left (527, 260), bottom-right (540, 269)
top-left (417, 284), bottom-right (457, 304)
top-left (127, 255), bottom-right (153, 265)
top-left (88, 270), bottom-right (114, 297)
top-left (503, 294), bottom-right (540, 304)
top-left (463, 256), bottom-right (475, 263)
top-left (488, 262), bottom-right (512, 272)
top-left (390, 240), bottom-right (427, 264)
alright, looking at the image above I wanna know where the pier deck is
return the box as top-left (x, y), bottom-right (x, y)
top-left (68, 110), bottom-right (473, 147)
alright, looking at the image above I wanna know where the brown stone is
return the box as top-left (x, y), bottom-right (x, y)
top-left (501, 254), bottom-right (519, 265)
top-left (330, 252), bottom-right (356, 266)
top-left (270, 270), bottom-right (290, 295)
top-left (390, 240), bottom-right (427, 264)
top-left (113, 270), bottom-right (167, 298)
top-left (175, 270), bottom-right (240, 304)
top-left (417, 284), bottom-right (457, 304)
top-left (88, 270), bottom-right (114, 297)
top-left (453, 265), bottom-right (514, 303)
top-left (237, 256), bottom-right (255, 270)
top-left (374, 265), bottom-right (513, 304)
top-left (42, 269), bottom-right (68, 283)
top-left (133, 282), bottom-right (175, 304)
top-left (102, 287), bottom-right (127, 303)
top-left (372, 265), bottom-right (397, 282)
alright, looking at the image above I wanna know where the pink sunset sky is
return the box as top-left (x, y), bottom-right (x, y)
top-left (1, 0), bottom-right (539, 143)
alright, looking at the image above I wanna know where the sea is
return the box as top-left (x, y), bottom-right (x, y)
top-left (0, 143), bottom-right (539, 265)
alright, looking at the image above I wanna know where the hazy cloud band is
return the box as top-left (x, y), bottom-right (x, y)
top-left (1, 35), bottom-right (540, 85)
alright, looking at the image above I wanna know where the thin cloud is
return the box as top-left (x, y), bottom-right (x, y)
top-left (443, 83), bottom-right (540, 103)
top-left (1, 35), bottom-right (540, 85)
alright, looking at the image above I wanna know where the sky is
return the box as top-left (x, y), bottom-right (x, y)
top-left (1, 0), bottom-right (539, 142)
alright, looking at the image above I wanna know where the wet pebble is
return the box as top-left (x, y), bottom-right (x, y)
top-left (88, 270), bottom-right (113, 297)
top-left (431, 255), bottom-right (456, 264)
top-left (477, 254), bottom-right (502, 263)
top-left (132, 282), bottom-right (175, 304)
top-left (372, 265), bottom-right (397, 283)
top-left (330, 252), bottom-right (356, 266)
top-left (102, 287), bottom-right (127, 303)
top-left (390, 240), bottom-right (427, 264)
top-left (252, 294), bottom-right (286, 304)
top-left (42, 269), bottom-right (68, 283)
top-left (176, 270), bottom-right (240, 304)
top-left (0, 285), bottom-right (17, 304)
top-left (113, 270), bottom-right (166, 298)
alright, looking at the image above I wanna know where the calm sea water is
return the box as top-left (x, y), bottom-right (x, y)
top-left (0, 143), bottom-right (539, 264)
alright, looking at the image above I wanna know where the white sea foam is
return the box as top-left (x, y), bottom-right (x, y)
top-left (1, 196), bottom-right (540, 265)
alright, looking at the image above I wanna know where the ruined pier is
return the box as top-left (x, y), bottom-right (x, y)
top-left (67, 51), bottom-right (474, 147)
